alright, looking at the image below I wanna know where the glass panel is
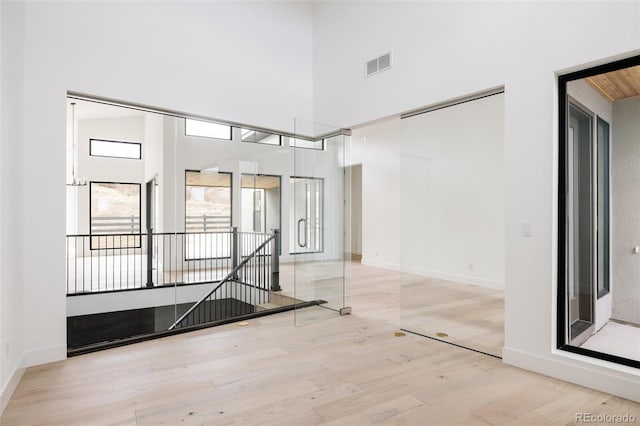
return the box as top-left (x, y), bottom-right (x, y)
top-left (399, 92), bottom-right (505, 358)
top-left (292, 118), bottom-right (350, 325)
top-left (66, 98), bottom-right (350, 351)
top-left (567, 102), bottom-right (594, 345)
top-left (289, 177), bottom-right (323, 254)
top-left (241, 128), bottom-right (281, 145)
top-left (65, 100), bottom-right (185, 349)
top-left (597, 117), bottom-right (610, 299)
top-left (289, 137), bottom-right (324, 150)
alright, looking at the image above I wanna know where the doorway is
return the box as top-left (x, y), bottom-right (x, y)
top-left (346, 164), bottom-right (362, 261)
top-left (567, 101), bottom-right (595, 345)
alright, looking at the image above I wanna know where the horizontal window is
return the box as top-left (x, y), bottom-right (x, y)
top-left (90, 139), bottom-right (141, 160)
top-left (288, 137), bottom-right (325, 150)
top-left (185, 118), bottom-right (232, 140)
top-left (241, 129), bottom-right (281, 146)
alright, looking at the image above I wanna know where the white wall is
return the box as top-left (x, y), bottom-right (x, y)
top-left (352, 94), bottom-right (505, 290)
top-left (0, 1), bottom-right (315, 388)
top-left (567, 79), bottom-right (613, 332)
top-left (313, 1), bottom-right (640, 402)
top-left (612, 97), bottom-right (640, 325)
top-left (144, 113), bottom-right (165, 231)
top-left (68, 282), bottom-right (232, 317)
top-left (74, 116), bottom-right (146, 235)
top-left (0, 0), bottom-right (25, 412)
top-left (401, 93), bottom-right (505, 289)
top-left (351, 118), bottom-right (403, 269)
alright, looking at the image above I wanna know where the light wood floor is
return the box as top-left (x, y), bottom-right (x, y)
top-left (3, 262), bottom-right (640, 425)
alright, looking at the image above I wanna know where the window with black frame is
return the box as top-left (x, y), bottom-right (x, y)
top-left (90, 182), bottom-right (141, 249)
top-left (184, 170), bottom-right (232, 260)
top-left (559, 55), bottom-right (640, 368)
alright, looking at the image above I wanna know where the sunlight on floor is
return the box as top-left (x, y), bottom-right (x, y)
top-left (581, 321), bottom-right (640, 362)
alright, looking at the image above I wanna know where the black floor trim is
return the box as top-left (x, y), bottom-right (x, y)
top-left (67, 300), bottom-right (323, 357)
top-left (401, 329), bottom-right (503, 360)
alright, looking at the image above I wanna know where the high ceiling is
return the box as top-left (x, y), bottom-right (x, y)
top-left (586, 65), bottom-right (640, 102)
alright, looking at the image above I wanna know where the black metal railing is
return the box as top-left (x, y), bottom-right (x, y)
top-left (65, 228), bottom-right (280, 295)
top-left (168, 232), bottom-right (277, 330)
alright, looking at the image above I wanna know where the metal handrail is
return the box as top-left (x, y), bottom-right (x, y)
top-left (168, 232), bottom-right (276, 330)
top-left (66, 230), bottom-right (233, 238)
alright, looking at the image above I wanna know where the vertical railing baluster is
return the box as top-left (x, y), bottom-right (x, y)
top-left (271, 229), bottom-right (281, 291)
top-left (126, 235), bottom-right (129, 290)
top-left (81, 236), bottom-right (85, 293)
top-left (90, 236), bottom-right (93, 292)
top-left (156, 233), bottom-right (159, 286)
top-left (140, 235), bottom-right (143, 290)
top-left (66, 237), bottom-right (70, 294)
top-left (97, 236), bottom-right (101, 292)
top-left (106, 235), bottom-right (110, 290)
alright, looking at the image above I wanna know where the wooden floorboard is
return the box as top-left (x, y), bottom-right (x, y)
top-left (2, 261), bottom-right (639, 425)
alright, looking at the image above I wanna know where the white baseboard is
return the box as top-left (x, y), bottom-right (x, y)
top-left (1, 358), bottom-right (25, 415)
top-left (361, 258), bottom-right (402, 271)
top-left (22, 344), bottom-right (66, 368)
top-left (503, 346), bottom-right (640, 403)
top-left (1, 344), bottom-right (66, 415)
top-left (361, 258), bottom-right (504, 290)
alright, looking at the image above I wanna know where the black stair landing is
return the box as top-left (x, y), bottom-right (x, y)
top-left (67, 298), bottom-right (253, 351)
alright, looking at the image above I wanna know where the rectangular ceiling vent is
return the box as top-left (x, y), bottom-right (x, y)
top-left (365, 52), bottom-right (392, 78)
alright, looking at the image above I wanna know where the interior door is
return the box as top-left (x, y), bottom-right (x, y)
top-left (567, 102), bottom-right (595, 345)
top-left (292, 118), bottom-right (351, 325)
top-left (290, 177), bottom-right (323, 254)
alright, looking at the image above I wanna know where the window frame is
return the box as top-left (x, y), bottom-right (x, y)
top-left (239, 128), bottom-right (283, 146)
top-left (184, 118), bottom-right (232, 140)
top-left (557, 54), bottom-right (640, 370)
top-left (89, 138), bottom-right (142, 160)
top-left (241, 173), bottom-right (282, 255)
top-left (596, 116), bottom-right (611, 300)
top-left (184, 169), bottom-right (233, 261)
top-left (89, 181), bottom-right (142, 250)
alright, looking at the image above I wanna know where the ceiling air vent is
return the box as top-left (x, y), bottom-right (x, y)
top-left (365, 52), bottom-right (392, 78)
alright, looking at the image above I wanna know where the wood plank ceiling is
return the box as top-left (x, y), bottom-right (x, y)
top-left (241, 174), bottom-right (280, 190)
top-left (586, 65), bottom-right (640, 102)
top-left (186, 172), bottom-right (280, 189)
